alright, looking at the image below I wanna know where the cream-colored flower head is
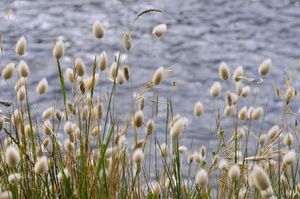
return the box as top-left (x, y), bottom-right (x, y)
top-left (210, 81), bottom-right (221, 97)
top-left (152, 67), bottom-right (164, 85)
top-left (133, 148), bottom-right (144, 163)
top-left (36, 78), bottom-right (48, 95)
top-left (18, 60), bottom-right (29, 77)
top-left (196, 169), bottom-right (208, 187)
top-left (2, 62), bottom-right (15, 80)
top-left (152, 24), bottom-right (167, 38)
top-left (194, 101), bottom-right (203, 117)
top-left (92, 20), bottom-right (104, 39)
top-left (258, 58), bottom-right (272, 76)
top-left (15, 36), bottom-right (26, 56)
top-left (98, 51), bottom-right (108, 71)
top-left (5, 145), bottom-right (20, 167)
top-left (53, 40), bottom-right (64, 59)
top-left (228, 164), bottom-right (240, 181)
top-left (34, 156), bottom-right (49, 174)
top-left (219, 62), bottom-right (230, 80)
top-left (134, 110), bottom-right (144, 128)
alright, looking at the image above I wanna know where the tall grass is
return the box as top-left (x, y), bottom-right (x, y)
top-left (0, 8), bottom-right (299, 199)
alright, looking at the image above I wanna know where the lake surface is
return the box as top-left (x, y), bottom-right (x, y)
top-left (1, 0), bottom-right (300, 154)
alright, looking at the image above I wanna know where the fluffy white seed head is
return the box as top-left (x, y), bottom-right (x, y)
top-left (233, 66), bottom-right (244, 81)
top-left (219, 62), bottom-right (230, 80)
top-left (64, 121), bottom-right (74, 135)
top-left (34, 156), bottom-right (49, 174)
top-left (170, 117), bottom-right (188, 139)
top-left (110, 62), bottom-right (118, 78)
top-left (159, 143), bottom-right (168, 157)
top-left (75, 58), bottom-right (86, 76)
top-left (228, 165), bottom-right (240, 181)
top-left (151, 182), bottom-right (161, 197)
top-left (17, 86), bottom-right (26, 101)
top-left (2, 62), bottom-right (15, 80)
top-left (134, 110), bottom-right (144, 128)
top-left (15, 77), bottom-right (26, 91)
top-left (283, 150), bottom-right (296, 165)
top-left (210, 82), bottom-right (221, 97)
top-left (268, 125), bottom-right (279, 140)
top-left (98, 51), bottom-right (108, 71)
top-left (8, 173), bottom-right (21, 184)
top-left (152, 24), bottom-right (167, 38)
top-left (259, 134), bottom-right (267, 146)
top-left (179, 146), bottom-right (187, 153)
top-left (123, 32), bottom-right (132, 51)
top-left (18, 60), bottom-right (29, 77)
top-left (152, 67), bottom-right (164, 85)
top-left (251, 107), bottom-right (263, 120)
top-left (258, 58), bottom-right (272, 76)
top-left (251, 165), bottom-right (271, 191)
top-left (194, 102), bottom-right (203, 117)
top-left (218, 159), bottom-right (228, 170)
top-left (196, 169), bottom-right (208, 187)
top-left (284, 133), bottom-right (293, 146)
top-left (145, 119), bottom-right (154, 135)
top-left (65, 68), bottom-right (74, 83)
top-left (64, 139), bottom-right (75, 153)
top-left (5, 145), bottom-right (20, 167)
top-left (36, 78), bottom-right (48, 95)
top-left (15, 36), bottom-right (26, 56)
top-left (241, 86), bottom-right (250, 97)
top-left (57, 168), bottom-right (70, 182)
top-left (117, 71), bottom-right (126, 85)
top-left (224, 105), bottom-right (234, 116)
top-left (133, 149), bottom-right (144, 163)
top-left (235, 82), bottom-right (243, 96)
top-left (238, 106), bottom-right (247, 120)
top-left (92, 20), bottom-right (104, 39)
top-left (53, 40), bottom-right (64, 59)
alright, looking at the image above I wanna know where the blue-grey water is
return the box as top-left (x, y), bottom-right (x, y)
top-left (0, 0), bottom-right (300, 157)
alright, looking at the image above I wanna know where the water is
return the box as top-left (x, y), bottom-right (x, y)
top-left (0, 0), bottom-right (300, 154)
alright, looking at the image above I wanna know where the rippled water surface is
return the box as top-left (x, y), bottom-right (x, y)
top-left (1, 0), bottom-right (300, 152)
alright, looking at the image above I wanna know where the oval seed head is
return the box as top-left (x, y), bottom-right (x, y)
top-left (133, 148), bottom-right (144, 163)
top-left (123, 65), bottom-right (130, 81)
top-left (235, 82), bottom-right (243, 96)
top-left (64, 121), bottom-right (74, 135)
top-left (241, 86), bottom-right (250, 97)
top-left (18, 60), bottom-right (29, 78)
top-left (219, 62), bottom-right (230, 80)
top-left (98, 51), bottom-right (108, 71)
top-left (170, 118), bottom-right (187, 139)
top-left (283, 150), bottom-right (296, 165)
top-left (146, 119), bottom-right (154, 135)
top-left (8, 173), bottom-right (21, 184)
top-left (218, 159), bottom-right (228, 170)
top-left (258, 58), bottom-right (272, 76)
top-left (225, 91), bottom-right (233, 106)
top-left (2, 62), bottom-right (15, 80)
top-left (92, 20), bottom-right (104, 39)
top-left (252, 165), bottom-right (271, 191)
top-left (123, 32), bottom-right (132, 51)
top-left (64, 139), bottom-right (75, 153)
top-left (117, 71), bottom-right (125, 85)
top-left (285, 86), bottom-right (296, 102)
top-left (110, 62), bottom-right (118, 78)
top-left (151, 182), bottom-right (161, 197)
top-left (17, 86), bottom-right (26, 101)
top-left (65, 68), bottom-right (74, 83)
top-left (238, 106), bottom-right (247, 120)
top-left (259, 134), bottom-right (267, 146)
top-left (152, 24), bottom-right (167, 38)
top-left (5, 145), bottom-right (20, 167)
top-left (284, 133), bottom-right (293, 146)
top-left (179, 146), bottom-right (187, 153)
top-left (194, 102), bottom-right (203, 117)
top-left (36, 78), bottom-right (48, 95)
top-left (228, 164), bottom-right (240, 181)
top-left (34, 156), bottom-right (48, 174)
top-left (224, 105), bottom-right (234, 116)
top-left (268, 125), bottom-right (279, 140)
top-left (134, 110), bottom-right (144, 128)
top-left (53, 40), bottom-right (64, 59)
top-left (75, 57), bottom-right (86, 77)
top-left (152, 67), bottom-right (164, 85)
top-left (196, 169), bottom-right (208, 188)
top-left (15, 36), bottom-right (26, 56)
top-left (210, 81), bottom-right (221, 97)
top-left (233, 66), bottom-right (244, 81)
top-left (251, 107), bottom-right (263, 120)
top-left (15, 77), bottom-right (27, 91)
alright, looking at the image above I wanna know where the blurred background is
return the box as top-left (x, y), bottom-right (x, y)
top-left (1, 0), bottom-right (300, 153)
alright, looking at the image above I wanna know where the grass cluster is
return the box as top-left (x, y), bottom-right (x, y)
top-left (0, 8), bottom-right (299, 199)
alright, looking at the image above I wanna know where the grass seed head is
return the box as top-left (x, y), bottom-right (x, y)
top-left (283, 150), bottom-right (296, 165)
top-left (65, 68), bottom-right (74, 83)
top-left (98, 51), bottom-right (108, 71)
top-left (53, 40), bottom-right (64, 59)
top-left (15, 36), bottom-right (26, 56)
top-left (194, 101), bottom-right (203, 117)
top-left (18, 60), bottom-right (29, 77)
top-left (210, 81), bottom-right (221, 97)
top-left (34, 156), bottom-right (48, 174)
top-left (36, 78), bottom-right (48, 95)
top-left (259, 58), bottom-right (272, 76)
top-left (2, 62), bottom-right (15, 80)
top-left (92, 20), bottom-right (104, 39)
top-left (219, 62), bottom-right (230, 80)
top-left (133, 148), bottom-right (144, 163)
top-left (228, 164), bottom-right (240, 181)
top-left (75, 57), bottom-right (86, 77)
top-left (134, 110), bottom-right (144, 128)
top-left (252, 165), bottom-right (271, 191)
top-left (233, 66), bottom-right (244, 81)
top-left (152, 24), bottom-right (167, 38)
top-left (152, 67), bottom-right (164, 85)
top-left (196, 169), bottom-right (208, 188)
top-left (5, 145), bottom-right (20, 167)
